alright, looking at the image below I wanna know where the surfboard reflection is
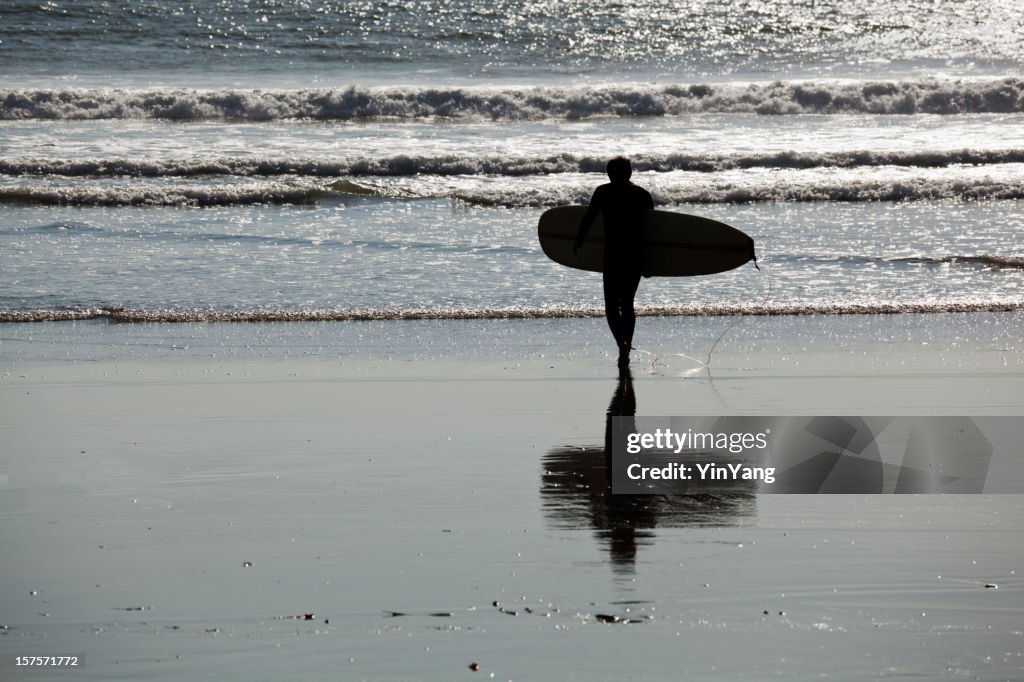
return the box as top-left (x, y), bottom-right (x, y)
top-left (541, 367), bottom-right (756, 575)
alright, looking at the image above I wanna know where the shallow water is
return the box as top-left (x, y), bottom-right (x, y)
top-left (2, 199), bottom-right (1023, 321)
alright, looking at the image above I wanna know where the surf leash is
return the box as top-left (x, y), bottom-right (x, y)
top-left (637, 255), bottom-right (773, 372)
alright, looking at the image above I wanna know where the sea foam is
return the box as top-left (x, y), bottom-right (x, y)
top-left (4, 300), bottom-right (1023, 324)
top-left (3, 79), bottom-right (1022, 121)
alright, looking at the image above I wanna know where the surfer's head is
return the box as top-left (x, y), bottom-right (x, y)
top-left (606, 156), bottom-right (632, 183)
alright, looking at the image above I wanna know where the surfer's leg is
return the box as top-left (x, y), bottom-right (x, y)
top-left (619, 272), bottom-right (641, 351)
top-left (603, 273), bottom-right (625, 349)
top-left (604, 271), bottom-right (641, 365)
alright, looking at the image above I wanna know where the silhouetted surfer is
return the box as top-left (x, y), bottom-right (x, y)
top-left (574, 157), bottom-right (654, 367)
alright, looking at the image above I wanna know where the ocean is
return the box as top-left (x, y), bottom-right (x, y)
top-left (1, 0), bottom-right (1023, 324)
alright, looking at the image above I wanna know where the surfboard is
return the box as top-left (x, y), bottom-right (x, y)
top-left (538, 206), bottom-right (756, 276)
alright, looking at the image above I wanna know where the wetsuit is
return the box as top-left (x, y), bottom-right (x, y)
top-left (577, 180), bottom-right (654, 355)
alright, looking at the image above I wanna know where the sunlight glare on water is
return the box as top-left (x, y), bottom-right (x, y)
top-left (3, 0), bottom-right (1022, 84)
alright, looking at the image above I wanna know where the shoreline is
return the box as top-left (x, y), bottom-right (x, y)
top-left (4, 299), bottom-right (1024, 324)
top-left (3, 311), bottom-right (1022, 404)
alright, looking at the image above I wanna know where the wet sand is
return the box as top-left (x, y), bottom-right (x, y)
top-left (1, 314), bottom-right (1023, 681)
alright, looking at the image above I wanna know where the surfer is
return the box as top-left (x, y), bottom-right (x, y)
top-left (573, 157), bottom-right (654, 367)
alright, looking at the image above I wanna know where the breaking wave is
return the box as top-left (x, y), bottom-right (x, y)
top-left (0, 183), bottom-right (329, 207)
top-left (4, 149), bottom-right (1024, 179)
top-left (453, 178), bottom-right (1024, 208)
top-left (3, 176), bottom-right (1024, 207)
top-left (890, 254), bottom-right (1024, 269)
top-left (2, 79), bottom-right (1022, 121)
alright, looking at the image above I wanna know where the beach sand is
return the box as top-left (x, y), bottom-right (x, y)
top-left (1, 313), bottom-right (1023, 681)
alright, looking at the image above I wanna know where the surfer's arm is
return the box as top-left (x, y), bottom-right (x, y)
top-left (574, 194), bottom-right (602, 254)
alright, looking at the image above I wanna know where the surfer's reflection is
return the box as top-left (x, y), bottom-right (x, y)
top-left (541, 368), bottom-right (756, 575)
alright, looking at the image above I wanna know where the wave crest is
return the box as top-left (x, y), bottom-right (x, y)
top-left (5, 149), bottom-right (1024, 179)
top-left (3, 79), bottom-right (1022, 121)
top-left (4, 175), bottom-right (1024, 207)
